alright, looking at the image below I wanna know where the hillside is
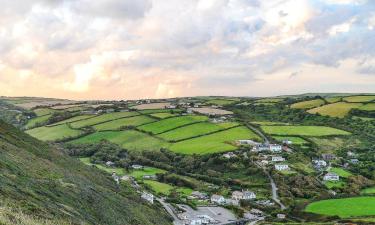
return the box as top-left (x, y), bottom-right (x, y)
top-left (0, 120), bottom-right (171, 225)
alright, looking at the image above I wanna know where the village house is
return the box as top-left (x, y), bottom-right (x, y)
top-left (210, 194), bottom-right (225, 205)
top-left (350, 158), bottom-right (359, 164)
top-left (275, 164), bottom-right (289, 171)
top-left (272, 156), bottom-right (285, 162)
top-left (312, 159), bottom-right (327, 168)
top-left (238, 140), bottom-right (259, 145)
top-left (243, 191), bottom-right (256, 200)
top-left (226, 198), bottom-right (239, 206)
top-left (231, 190), bottom-right (256, 201)
top-left (323, 172), bottom-right (340, 181)
top-left (105, 161), bottom-right (115, 167)
top-left (277, 214), bottom-right (286, 219)
top-left (231, 191), bottom-right (244, 200)
top-left (141, 192), bottom-right (154, 204)
top-left (254, 144), bottom-right (270, 152)
top-left (190, 191), bottom-right (208, 200)
top-left (270, 144), bottom-right (282, 152)
top-left (260, 160), bottom-right (269, 166)
top-left (131, 164), bottom-right (144, 170)
top-left (322, 154), bottom-right (336, 161)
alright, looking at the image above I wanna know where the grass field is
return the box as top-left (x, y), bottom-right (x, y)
top-left (93, 115), bottom-right (156, 131)
top-left (126, 167), bottom-right (166, 180)
top-left (324, 180), bottom-right (345, 189)
top-left (26, 124), bottom-right (83, 141)
top-left (252, 121), bottom-right (290, 125)
top-left (138, 116), bottom-right (208, 134)
top-left (170, 126), bottom-right (260, 154)
top-left (50, 115), bottom-right (96, 126)
top-left (329, 167), bottom-right (353, 178)
top-left (143, 180), bottom-right (193, 196)
top-left (158, 122), bottom-right (239, 141)
top-left (361, 187), bottom-right (375, 195)
top-left (255, 98), bottom-right (284, 103)
top-left (291, 99), bottom-right (325, 109)
top-left (33, 108), bottom-right (56, 116)
top-left (308, 102), bottom-right (363, 118)
top-left (325, 96), bottom-right (342, 103)
top-left (25, 114), bottom-right (52, 129)
top-left (70, 111), bottom-right (139, 128)
top-left (205, 99), bottom-right (237, 105)
top-left (70, 130), bottom-right (169, 151)
top-left (309, 137), bottom-right (346, 153)
top-left (343, 95), bottom-right (375, 103)
top-left (305, 197), bottom-right (375, 218)
top-left (272, 136), bottom-right (309, 145)
top-left (359, 103), bottom-right (375, 111)
top-left (79, 157), bottom-right (126, 176)
top-left (138, 109), bottom-right (181, 114)
top-left (261, 125), bottom-right (351, 136)
top-left (150, 112), bottom-right (175, 119)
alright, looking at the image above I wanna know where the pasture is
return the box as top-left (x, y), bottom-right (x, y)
top-left (158, 122), bottom-right (239, 141)
top-left (70, 130), bottom-right (169, 151)
top-left (359, 103), bottom-right (375, 111)
top-left (307, 102), bottom-right (363, 118)
top-left (305, 197), bottom-right (375, 218)
top-left (290, 99), bottom-right (325, 109)
top-left (343, 95), bottom-right (375, 103)
top-left (150, 112), bottom-right (175, 119)
top-left (25, 114), bottom-right (52, 129)
top-left (70, 111), bottom-right (139, 128)
top-left (325, 96), bottom-right (342, 103)
top-left (93, 115), bottom-right (155, 131)
top-left (26, 124), bottom-right (83, 141)
top-left (132, 102), bottom-right (171, 110)
top-left (33, 108), bottom-right (56, 116)
top-left (126, 167), bottom-right (166, 180)
top-left (170, 126), bottom-right (260, 154)
top-left (143, 180), bottom-right (193, 196)
top-left (79, 157), bottom-right (126, 176)
top-left (261, 125), bottom-right (351, 136)
top-left (189, 107), bottom-right (233, 115)
top-left (361, 187), bottom-right (375, 195)
top-left (329, 167), bottom-right (353, 178)
top-left (138, 115), bottom-right (208, 134)
top-left (272, 136), bottom-right (309, 145)
top-left (255, 98), bottom-right (284, 103)
top-left (50, 115), bottom-right (96, 126)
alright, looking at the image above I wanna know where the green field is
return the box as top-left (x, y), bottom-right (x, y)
top-left (252, 121), bottom-right (290, 125)
top-left (261, 125), bottom-right (350, 136)
top-left (50, 114), bottom-right (96, 126)
top-left (70, 111), bottom-right (139, 128)
top-left (126, 167), bottom-right (166, 180)
top-left (324, 180), bottom-right (346, 189)
top-left (361, 187), bottom-right (375, 195)
top-left (206, 99), bottom-right (237, 105)
top-left (25, 114), bottom-right (52, 129)
top-left (308, 102), bottom-right (363, 118)
top-left (272, 136), bottom-right (309, 145)
top-left (70, 130), bottom-right (169, 151)
top-left (305, 197), bottom-right (375, 218)
top-left (26, 124), bottom-right (83, 141)
top-left (150, 112), bottom-right (175, 119)
top-left (93, 115), bottom-right (156, 131)
top-left (33, 108), bottom-right (56, 116)
top-left (329, 167), bottom-right (353, 178)
top-left (138, 109), bottom-right (181, 114)
top-left (255, 98), bottom-right (284, 103)
top-left (138, 116), bottom-right (208, 134)
top-left (343, 95), bottom-right (375, 103)
top-left (359, 103), bottom-right (375, 111)
top-left (143, 180), bottom-right (193, 196)
top-left (170, 126), bottom-right (260, 154)
top-left (79, 157), bottom-right (126, 176)
top-left (325, 96), bottom-right (342, 103)
top-left (291, 99), bottom-right (325, 109)
top-left (158, 122), bottom-right (239, 141)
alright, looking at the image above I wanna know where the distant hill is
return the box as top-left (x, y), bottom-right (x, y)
top-left (0, 120), bottom-right (171, 225)
top-left (278, 93), bottom-right (375, 98)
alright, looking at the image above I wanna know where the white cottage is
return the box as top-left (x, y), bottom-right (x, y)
top-left (275, 164), bottom-right (289, 171)
top-left (323, 172), bottom-right (339, 181)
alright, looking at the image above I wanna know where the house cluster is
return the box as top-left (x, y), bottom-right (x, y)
top-left (253, 143), bottom-right (283, 152)
top-left (210, 190), bottom-right (256, 206)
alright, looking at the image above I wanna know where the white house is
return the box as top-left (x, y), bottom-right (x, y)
top-left (270, 144), bottom-right (282, 152)
top-left (106, 161), bottom-right (115, 167)
top-left (282, 140), bottom-right (293, 145)
top-left (231, 191), bottom-right (243, 200)
top-left (275, 164), bottom-right (289, 171)
top-left (141, 192), bottom-right (154, 204)
top-left (131, 164), bottom-right (144, 170)
top-left (272, 156), bottom-right (285, 162)
top-left (112, 172), bottom-right (119, 185)
top-left (243, 191), bottom-right (256, 200)
top-left (323, 172), bottom-right (339, 181)
top-left (211, 194), bottom-right (225, 205)
top-left (312, 160), bottom-right (327, 167)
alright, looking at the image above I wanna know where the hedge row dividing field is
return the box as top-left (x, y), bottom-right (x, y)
top-left (70, 111), bottom-right (140, 128)
top-left (305, 197), bottom-right (375, 218)
top-left (93, 115), bottom-right (156, 131)
top-left (307, 102), bottom-right (363, 118)
top-left (26, 124), bottom-right (83, 141)
top-left (157, 122), bottom-right (239, 141)
top-left (170, 126), bottom-right (261, 154)
top-left (290, 99), bottom-right (325, 109)
top-left (261, 125), bottom-right (351, 136)
top-left (138, 115), bottom-right (208, 134)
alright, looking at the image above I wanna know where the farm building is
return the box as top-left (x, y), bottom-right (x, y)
top-left (275, 164), bottom-right (289, 171)
top-left (272, 156), bottom-right (285, 162)
top-left (211, 194), bottom-right (225, 204)
top-left (323, 172), bottom-right (340, 181)
top-left (282, 140), bottom-right (293, 145)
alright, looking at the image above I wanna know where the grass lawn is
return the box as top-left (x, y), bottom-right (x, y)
top-left (93, 115), bottom-right (156, 131)
top-left (329, 167), bottom-right (353, 178)
top-left (33, 108), bottom-right (56, 116)
top-left (325, 97), bottom-right (342, 103)
top-left (79, 157), bottom-right (126, 176)
top-left (305, 197), bottom-right (375, 218)
top-left (150, 112), bottom-right (176, 119)
top-left (359, 103), bottom-right (375, 111)
top-left (70, 111), bottom-right (140, 128)
top-left (50, 115), bottom-right (96, 126)
top-left (261, 125), bottom-right (351, 136)
top-left (127, 167), bottom-right (166, 180)
top-left (361, 187), bottom-right (375, 195)
top-left (291, 99), bottom-right (325, 109)
top-left (25, 114), bottom-right (52, 129)
top-left (272, 136), bottom-right (309, 145)
top-left (26, 124), bottom-right (83, 141)
top-left (158, 122), bottom-right (239, 141)
top-left (70, 130), bottom-right (169, 151)
top-left (308, 102), bottom-right (363, 118)
top-left (343, 95), bottom-right (375, 103)
top-left (138, 116), bottom-right (208, 134)
top-left (205, 99), bottom-right (237, 106)
top-left (170, 126), bottom-right (260, 154)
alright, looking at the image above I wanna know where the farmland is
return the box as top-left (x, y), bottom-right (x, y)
top-left (132, 102), bottom-right (171, 110)
top-left (272, 136), bottom-right (309, 145)
top-left (305, 197), bottom-right (375, 218)
top-left (255, 98), bottom-right (284, 103)
top-left (158, 122), bottom-right (239, 141)
top-left (205, 99), bottom-right (237, 106)
top-left (343, 95), bottom-right (375, 103)
top-left (26, 124), bottom-right (83, 141)
top-left (261, 125), bottom-right (350, 136)
top-left (70, 130), bottom-right (169, 151)
top-left (33, 108), bottom-right (56, 116)
top-left (150, 112), bottom-right (175, 119)
top-left (170, 126), bottom-right (260, 154)
top-left (138, 115), bottom-right (208, 134)
top-left (307, 102), bottom-right (363, 118)
top-left (25, 114), bottom-right (52, 129)
top-left (325, 96), bottom-right (342, 103)
top-left (291, 99), bottom-right (325, 109)
top-left (70, 111), bottom-right (139, 128)
top-left (50, 114), bottom-right (96, 126)
top-left (359, 103), bottom-right (375, 111)
top-left (93, 115), bottom-right (155, 131)
top-left (189, 107), bottom-right (233, 115)
top-left (361, 187), bottom-right (375, 195)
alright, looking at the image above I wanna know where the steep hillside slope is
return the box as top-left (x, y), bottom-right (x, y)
top-left (0, 120), bottom-right (171, 225)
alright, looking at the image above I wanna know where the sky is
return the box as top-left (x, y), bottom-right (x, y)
top-left (0, 0), bottom-right (374, 100)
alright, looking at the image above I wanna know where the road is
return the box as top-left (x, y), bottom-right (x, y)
top-left (156, 198), bottom-right (183, 225)
top-left (266, 171), bottom-right (286, 210)
top-left (246, 123), bottom-right (269, 143)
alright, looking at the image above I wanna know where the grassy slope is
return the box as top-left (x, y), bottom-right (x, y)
top-left (33, 108), bottom-right (56, 116)
top-left (308, 102), bottom-right (363, 118)
top-left (51, 115), bottom-right (96, 126)
top-left (70, 112), bottom-right (139, 128)
top-left (26, 124), bottom-right (83, 141)
top-left (93, 115), bottom-right (156, 131)
top-left (0, 120), bottom-right (171, 225)
top-left (261, 125), bottom-right (351, 136)
top-left (138, 116), bottom-right (208, 134)
top-left (25, 114), bottom-right (52, 129)
top-left (150, 112), bottom-right (175, 119)
top-left (290, 99), bottom-right (325, 109)
top-left (71, 130), bottom-right (169, 151)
